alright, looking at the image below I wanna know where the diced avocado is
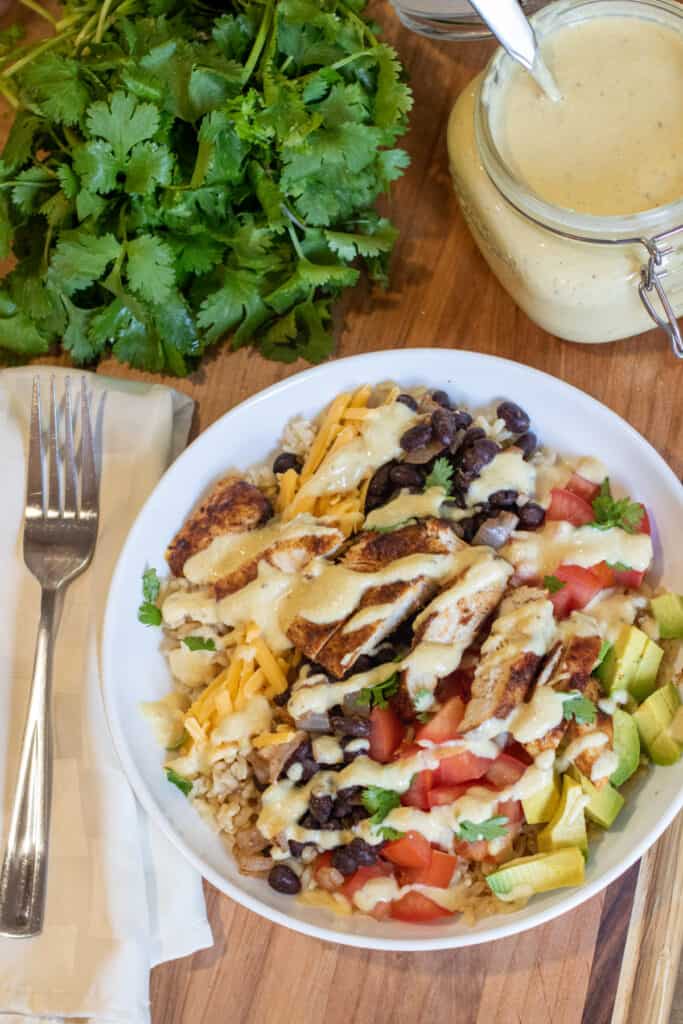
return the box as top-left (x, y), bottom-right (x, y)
top-left (633, 682), bottom-right (681, 764)
top-left (538, 775), bottom-right (587, 853)
top-left (486, 848), bottom-right (585, 901)
top-left (568, 766), bottom-right (624, 827)
top-left (597, 625), bottom-right (648, 695)
top-left (630, 640), bottom-right (664, 702)
top-left (670, 706), bottom-right (683, 745)
top-left (651, 593), bottom-right (683, 640)
top-left (522, 773), bottom-right (561, 825)
top-left (647, 731), bottom-right (682, 766)
top-left (610, 709), bottom-right (640, 787)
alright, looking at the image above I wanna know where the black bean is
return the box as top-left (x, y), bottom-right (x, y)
top-left (459, 517), bottom-right (478, 544)
top-left (517, 431), bottom-right (537, 460)
top-left (517, 502), bottom-right (546, 529)
top-left (268, 864), bottom-right (301, 895)
top-left (343, 806), bottom-right (369, 826)
top-left (460, 439), bottom-right (500, 474)
top-left (431, 389), bottom-right (451, 408)
top-left (389, 463), bottom-right (424, 489)
top-left (282, 739), bottom-right (312, 776)
top-left (349, 837), bottom-right (378, 865)
top-left (273, 451), bottom-right (302, 475)
top-left (332, 846), bottom-right (358, 876)
top-left (273, 686), bottom-right (292, 707)
top-left (288, 840), bottom-right (310, 858)
top-left (351, 654), bottom-right (374, 675)
top-left (461, 426), bottom-right (486, 447)
top-left (397, 393), bottom-right (418, 412)
top-left (431, 408), bottom-right (458, 447)
top-left (300, 759), bottom-right (320, 783)
top-left (300, 812), bottom-right (339, 830)
top-left (365, 463), bottom-right (393, 512)
top-left (497, 400), bottom-right (530, 434)
top-left (489, 489), bottom-right (518, 509)
top-left (310, 792), bottom-right (334, 824)
top-left (452, 409), bottom-right (473, 430)
top-left (400, 421), bottom-right (433, 452)
top-left (330, 714), bottom-right (371, 738)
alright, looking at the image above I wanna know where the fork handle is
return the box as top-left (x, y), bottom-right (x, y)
top-left (0, 587), bottom-right (63, 937)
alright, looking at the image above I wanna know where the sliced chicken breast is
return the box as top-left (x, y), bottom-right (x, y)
top-left (167, 477), bottom-right (271, 576)
top-left (460, 586), bottom-right (556, 732)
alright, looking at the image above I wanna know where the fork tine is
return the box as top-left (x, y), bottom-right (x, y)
top-left (47, 376), bottom-right (60, 517)
top-left (79, 378), bottom-right (98, 516)
top-left (26, 377), bottom-right (44, 518)
top-left (63, 377), bottom-right (78, 517)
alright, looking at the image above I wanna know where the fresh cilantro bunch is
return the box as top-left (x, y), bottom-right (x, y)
top-left (0, 0), bottom-right (412, 373)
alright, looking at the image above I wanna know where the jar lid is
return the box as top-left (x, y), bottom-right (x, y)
top-left (391, 0), bottom-right (550, 40)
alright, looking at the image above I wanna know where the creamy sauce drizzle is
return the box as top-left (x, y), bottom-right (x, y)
top-left (364, 487), bottom-right (448, 530)
top-left (502, 522), bottom-right (653, 580)
top-left (467, 448), bottom-right (536, 507)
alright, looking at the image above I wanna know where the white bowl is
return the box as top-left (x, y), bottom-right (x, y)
top-left (102, 349), bottom-right (683, 951)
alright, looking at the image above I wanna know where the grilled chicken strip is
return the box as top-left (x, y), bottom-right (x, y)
top-left (525, 633), bottom-right (603, 759)
top-left (395, 548), bottom-right (512, 714)
top-left (285, 519), bottom-right (464, 677)
top-left (562, 678), bottom-right (615, 788)
top-left (167, 477), bottom-right (271, 576)
top-left (460, 586), bottom-right (556, 732)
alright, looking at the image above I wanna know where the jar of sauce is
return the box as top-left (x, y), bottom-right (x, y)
top-left (447, 0), bottom-right (683, 354)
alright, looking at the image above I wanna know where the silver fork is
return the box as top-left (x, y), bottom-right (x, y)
top-left (0, 376), bottom-right (99, 938)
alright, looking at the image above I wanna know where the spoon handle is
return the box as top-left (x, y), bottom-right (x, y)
top-left (467, 0), bottom-right (537, 70)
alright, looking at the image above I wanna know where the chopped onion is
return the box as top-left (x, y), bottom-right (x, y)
top-left (472, 512), bottom-right (519, 549)
top-left (293, 711), bottom-right (331, 732)
top-left (403, 439), bottom-right (445, 464)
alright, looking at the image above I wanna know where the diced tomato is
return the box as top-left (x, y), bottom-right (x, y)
top-left (437, 750), bottom-right (492, 786)
top-left (400, 850), bottom-right (459, 888)
top-left (550, 564), bottom-right (603, 618)
top-left (401, 769), bottom-right (434, 811)
top-left (453, 838), bottom-right (490, 862)
top-left (484, 754), bottom-right (527, 789)
top-left (498, 798), bottom-right (523, 825)
top-left (566, 473), bottom-right (601, 502)
top-left (503, 738), bottom-right (533, 765)
top-left (313, 851), bottom-right (338, 891)
top-left (390, 891), bottom-right (453, 922)
top-left (340, 862), bottom-right (394, 902)
top-left (637, 506), bottom-right (651, 535)
top-left (589, 560), bottom-right (615, 588)
top-left (436, 667), bottom-right (474, 703)
top-left (590, 559), bottom-right (644, 590)
top-left (415, 696), bottom-right (465, 744)
top-left (547, 487), bottom-right (595, 526)
top-left (613, 566), bottom-right (645, 589)
top-left (381, 830), bottom-right (432, 868)
top-left (427, 784), bottom-right (469, 808)
top-left (369, 707), bottom-right (404, 763)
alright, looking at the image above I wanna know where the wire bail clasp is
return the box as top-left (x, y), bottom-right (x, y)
top-left (639, 226), bottom-right (683, 358)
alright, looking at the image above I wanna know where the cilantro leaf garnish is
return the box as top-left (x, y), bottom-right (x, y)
top-left (138, 567), bottom-right (162, 626)
top-left (356, 673), bottom-right (399, 710)
top-left (591, 479), bottom-right (645, 534)
top-left (607, 561), bottom-right (632, 573)
top-left (563, 694), bottom-right (597, 725)
top-left (593, 640), bottom-right (612, 672)
top-left (0, 4), bottom-right (412, 373)
top-left (361, 786), bottom-right (401, 824)
top-left (165, 767), bottom-right (193, 796)
top-left (378, 827), bottom-right (405, 841)
top-left (456, 816), bottom-right (508, 843)
top-left (425, 457), bottom-right (454, 494)
top-left (544, 575), bottom-right (566, 594)
top-left (369, 518), bottom-right (417, 534)
top-left (182, 636), bottom-right (217, 652)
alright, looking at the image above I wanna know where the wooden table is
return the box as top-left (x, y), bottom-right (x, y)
top-left (4, 3), bottom-right (683, 1022)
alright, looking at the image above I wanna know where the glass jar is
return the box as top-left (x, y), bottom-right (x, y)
top-left (390, 0), bottom-right (549, 41)
top-left (447, 0), bottom-right (683, 354)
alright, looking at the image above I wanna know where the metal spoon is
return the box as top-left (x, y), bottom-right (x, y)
top-left (468, 0), bottom-right (562, 100)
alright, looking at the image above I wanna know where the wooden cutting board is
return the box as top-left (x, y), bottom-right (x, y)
top-left (3, 3), bottom-right (683, 1022)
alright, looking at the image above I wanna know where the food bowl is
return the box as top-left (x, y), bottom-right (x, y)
top-left (102, 348), bottom-right (683, 950)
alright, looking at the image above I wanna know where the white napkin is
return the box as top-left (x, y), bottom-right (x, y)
top-left (0, 368), bottom-right (212, 1024)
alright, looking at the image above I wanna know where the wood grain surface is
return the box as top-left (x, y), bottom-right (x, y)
top-left (3, 3), bottom-right (683, 1023)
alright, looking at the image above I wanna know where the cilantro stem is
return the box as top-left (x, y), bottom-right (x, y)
top-left (286, 222), bottom-right (305, 260)
top-left (0, 79), bottom-right (19, 109)
top-left (95, 0), bottom-right (117, 44)
top-left (18, 0), bottom-right (58, 27)
top-left (282, 202), bottom-right (308, 233)
top-left (242, 0), bottom-right (275, 86)
top-left (2, 29), bottom-right (76, 78)
top-left (337, 0), bottom-right (379, 46)
top-left (296, 48), bottom-right (375, 83)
